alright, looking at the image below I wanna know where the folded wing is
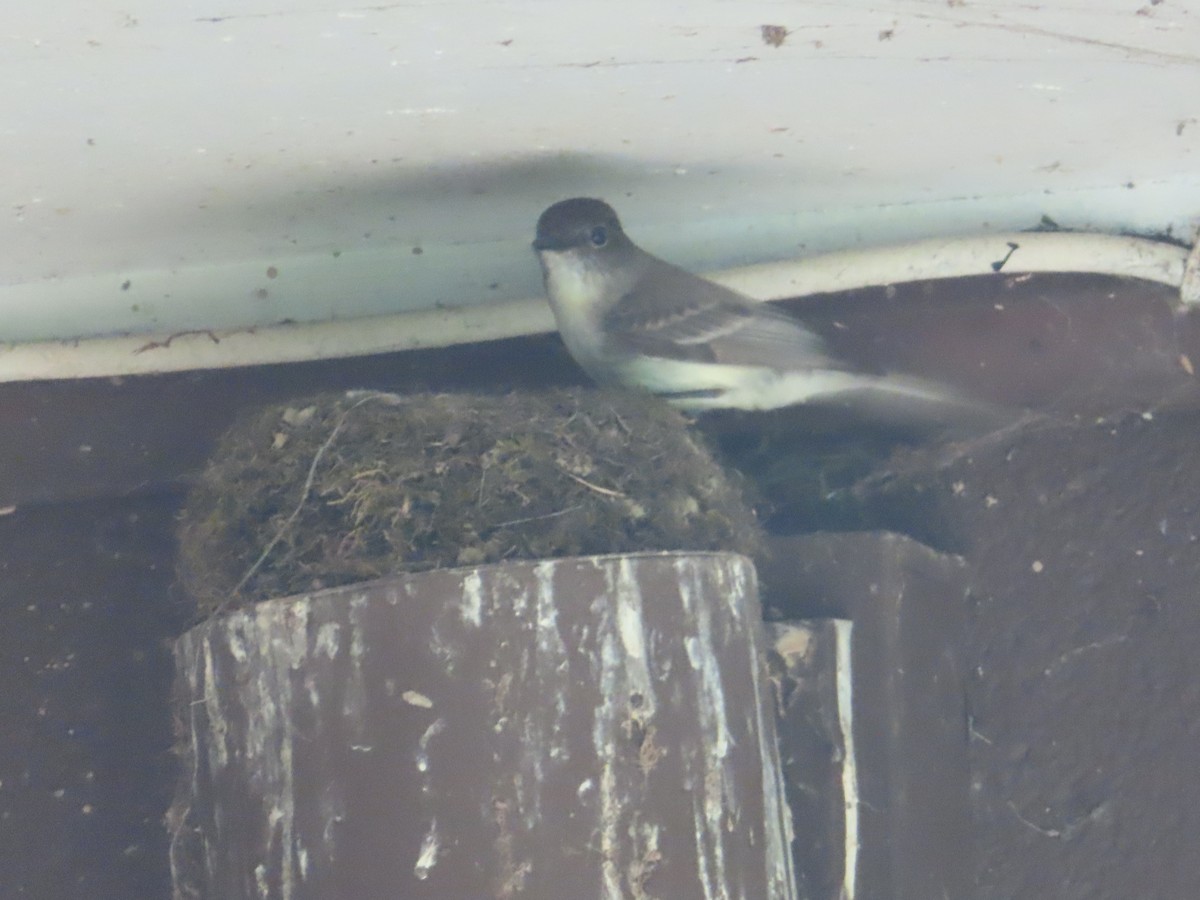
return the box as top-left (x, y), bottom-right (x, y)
top-left (604, 265), bottom-right (839, 371)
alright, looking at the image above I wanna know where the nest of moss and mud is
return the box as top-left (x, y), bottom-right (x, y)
top-left (177, 388), bottom-right (764, 616)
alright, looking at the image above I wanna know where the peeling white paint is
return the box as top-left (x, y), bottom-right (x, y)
top-left (304, 672), bottom-right (320, 710)
top-left (689, 790), bottom-right (718, 900)
top-left (342, 594), bottom-right (369, 731)
top-left (317, 779), bottom-right (347, 876)
top-left (718, 557), bottom-right (751, 628)
top-left (169, 636), bottom-right (209, 891)
top-left (174, 554), bottom-right (795, 897)
top-left (679, 562), bottom-right (732, 899)
top-left (227, 626), bottom-right (249, 666)
top-left (416, 718), bottom-right (446, 777)
top-left (413, 818), bottom-right (440, 881)
top-left (595, 673), bottom-right (624, 900)
top-left (740, 560), bottom-right (799, 898)
top-left (511, 561), bottom-right (574, 832)
top-left (402, 690), bottom-right (434, 709)
top-left (460, 569), bottom-right (483, 627)
top-left (190, 601), bottom-right (315, 898)
top-left (576, 777), bottom-right (595, 804)
top-left (340, 602), bottom-right (367, 729)
top-left (199, 636), bottom-right (228, 770)
top-left (613, 558), bottom-right (655, 713)
top-left (533, 560), bottom-right (570, 740)
top-left (835, 620), bottom-right (859, 900)
top-left (592, 576), bottom-right (625, 900)
top-left (314, 621), bottom-right (340, 659)
top-left (493, 567), bottom-right (531, 620)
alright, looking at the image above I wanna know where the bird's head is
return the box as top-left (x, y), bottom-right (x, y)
top-left (533, 198), bottom-right (631, 256)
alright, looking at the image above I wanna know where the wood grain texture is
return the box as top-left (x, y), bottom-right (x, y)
top-left (170, 552), bottom-right (796, 900)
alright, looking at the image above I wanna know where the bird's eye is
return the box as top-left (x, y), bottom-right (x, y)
top-left (589, 225), bottom-right (608, 247)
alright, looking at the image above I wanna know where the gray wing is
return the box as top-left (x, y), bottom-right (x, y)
top-left (604, 262), bottom-right (840, 371)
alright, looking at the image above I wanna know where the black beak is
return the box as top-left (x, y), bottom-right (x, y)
top-left (532, 235), bottom-right (572, 252)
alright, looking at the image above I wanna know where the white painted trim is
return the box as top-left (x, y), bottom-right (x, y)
top-left (1, 232), bottom-right (1190, 383)
top-left (719, 232), bottom-right (1189, 303)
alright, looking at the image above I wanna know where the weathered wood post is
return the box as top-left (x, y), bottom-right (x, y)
top-left (169, 551), bottom-right (796, 900)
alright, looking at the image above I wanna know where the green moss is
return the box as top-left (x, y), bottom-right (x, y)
top-left (177, 388), bottom-right (763, 616)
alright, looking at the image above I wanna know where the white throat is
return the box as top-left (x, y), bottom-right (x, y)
top-left (537, 249), bottom-right (619, 378)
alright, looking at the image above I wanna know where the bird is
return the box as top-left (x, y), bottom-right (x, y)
top-left (532, 197), bottom-right (976, 424)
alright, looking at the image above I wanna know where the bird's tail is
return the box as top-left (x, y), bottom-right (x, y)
top-left (809, 371), bottom-right (1016, 437)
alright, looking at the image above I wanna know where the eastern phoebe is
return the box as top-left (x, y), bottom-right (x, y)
top-left (532, 197), bottom-right (968, 419)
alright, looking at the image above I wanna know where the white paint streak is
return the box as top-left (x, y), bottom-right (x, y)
top-left (416, 718), bottom-right (446, 776)
top-left (460, 569), bottom-right (483, 626)
top-left (402, 690), bottom-right (434, 709)
top-left (270, 602), bottom-right (309, 900)
top-left (690, 791), bottom-right (717, 900)
top-left (200, 600), bottom-right (312, 899)
top-left (169, 634), bottom-right (210, 892)
top-left (200, 636), bottom-right (229, 770)
top-left (413, 818), bottom-right (440, 880)
top-left (594, 633), bottom-right (623, 900)
top-left (513, 561), bottom-right (572, 830)
top-left (737, 557), bottom-right (799, 899)
top-left (314, 621), bottom-right (340, 659)
top-left (304, 672), bottom-right (320, 710)
top-left (533, 561), bottom-right (569, 735)
top-left (341, 595), bottom-right (368, 729)
top-left (835, 620), bottom-right (859, 900)
top-left (616, 593), bottom-right (647, 668)
top-left (721, 559), bottom-right (749, 628)
top-left (227, 626), bottom-right (249, 666)
top-left (592, 568), bottom-right (625, 900)
top-left (598, 795), bottom-right (623, 898)
top-left (597, 559), bottom-right (669, 897)
top-left (678, 564), bottom-right (730, 761)
top-left (676, 558), bottom-right (730, 898)
top-left (614, 558), bottom-right (654, 711)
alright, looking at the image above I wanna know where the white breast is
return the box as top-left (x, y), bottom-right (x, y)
top-left (538, 250), bottom-right (617, 380)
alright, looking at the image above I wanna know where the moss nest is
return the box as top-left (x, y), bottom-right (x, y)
top-left (177, 388), bottom-right (763, 616)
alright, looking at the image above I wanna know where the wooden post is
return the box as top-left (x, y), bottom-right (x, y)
top-left (169, 551), bottom-right (796, 900)
top-left (762, 533), bottom-right (974, 900)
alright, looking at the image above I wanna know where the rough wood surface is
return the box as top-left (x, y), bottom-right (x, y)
top-left (170, 551), bottom-right (795, 900)
top-left (768, 620), bottom-right (853, 900)
top-left (762, 533), bottom-right (974, 900)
